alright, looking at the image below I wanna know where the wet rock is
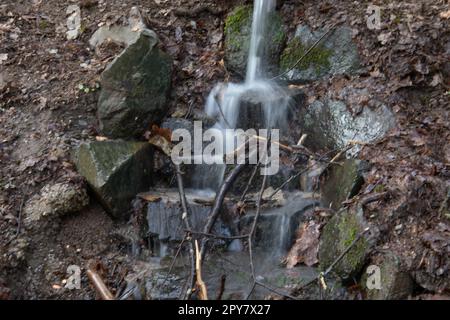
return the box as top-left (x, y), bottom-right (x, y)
top-left (161, 118), bottom-right (194, 136)
top-left (143, 189), bottom-right (231, 243)
top-left (280, 25), bottom-right (360, 83)
top-left (97, 31), bottom-right (172, 138)
top-left (298, 99), bottom-right (395, 154)
top-left (320, 159), bottom-right (370, 210)
top-left (23, 182), bottom-right (89, 227)
top-left (74, 140), bottom-right (153, 219)
top-left (239, 193), bottom-right (318, 256)
top-left (319, 207), bottom-right (372, 280)
top-left (121, 259), bottom-right (186, 300)
top-left (236, 86), bottom-right (303, 134)
top-left (361, 253), bottom-right (414, 300)
top-left (224, 5), bottom-right (285, 77)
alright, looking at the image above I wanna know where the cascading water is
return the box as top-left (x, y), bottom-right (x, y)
top-left (193, 0), bottom-right (291, 191)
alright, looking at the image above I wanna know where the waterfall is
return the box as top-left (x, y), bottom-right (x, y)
top-left (193, 0), bottom-right (289, 191)
top-left (246, 0), bottom-right (276, 83)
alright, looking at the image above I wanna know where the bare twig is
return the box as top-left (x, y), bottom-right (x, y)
top-left (294, 227), bottom-right (370, 294)
top-left (159, 236), bottom-right (187, 292)
top-left (200, 163), bottom-right (246, 260)
top-left (86, 268), bottom-right (115, 300)
top-left (174, 163), bottom-right (197, 299)
top-left (195, 240), bottom-right (208, 300)
top-left (268, 144), bottom-right (354, 200)
top-left (247, 165), bottom-right (268, 284)
top-left (216, 275), bottom-right (226, 300)
top-left (15, 197), bottom-right (25, 238)
top-left (186, 229), bottom-right (247, 240)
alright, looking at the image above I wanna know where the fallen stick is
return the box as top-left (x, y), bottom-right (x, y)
top-left (216, 275), bottom-right (226, 300)
top-left (200, 163), bottom-right (246, 260)
top-left (86, 268), bottom-right (115, 300)
top-left (174, 163), bottom-right (197, 300)
top-left (195, 240), bottom-right (208, 300)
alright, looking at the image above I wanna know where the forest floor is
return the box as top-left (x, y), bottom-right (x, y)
top-left (0, 0), bottom-right (449, 299)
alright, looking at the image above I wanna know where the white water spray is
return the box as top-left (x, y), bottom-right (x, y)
top-left (194, 0), bottom-right (289, 191)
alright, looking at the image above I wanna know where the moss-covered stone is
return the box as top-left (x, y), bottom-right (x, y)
top-left (319, 207), bottom-right (370, 280)
top-left (98, 31), bottom-right (172, 139)
top-left (281, 25), bottom-right (360, 82)
top-left (224, 5), bottom-right (285, 76)
top-left (280, 38), bottom-right (332, 75)
top-left (74, 140), bottom-right (154, 219)
top-left (320, 159), bottom-right (369, 211)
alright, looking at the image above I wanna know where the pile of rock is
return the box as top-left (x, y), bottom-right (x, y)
top-left (74, 8), bottom-right (173, 220)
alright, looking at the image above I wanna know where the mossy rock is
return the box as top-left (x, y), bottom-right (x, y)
top-left (224, 5), bottom-right (285, 77)
top-left (360, 253), bottom-right (414, 300)
top-left (320, 159), bottom-right (370, 211)
top-left (280, 37), bottom-right (332, 79)
top-left (98, 31), bottom-right (172, 139)
top-left (319, 207), bottom-right (370, 280)
top-left (74, 140), bottom-right (154, 219)
top-left (280, 25), bottom-right (360, 83)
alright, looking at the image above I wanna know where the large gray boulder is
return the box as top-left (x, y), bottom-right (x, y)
top-left (280, 25), bottom-right (360, 83)
top-left (97, 30), bottom-right (172, 138)
top-left (74, 140), bottom-right (153, 219)
top-left (224, 5), bottom-right (285, 77)
top-left (297, 99), bottom-right (395, 154)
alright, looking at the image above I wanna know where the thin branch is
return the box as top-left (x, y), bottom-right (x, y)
top-left (86, 267), bottom-right (115, 300)
top-left (195, 240), bottom-right (208, 300)
top-left (268, 144), bottom-right (354, 200)
top-left (200, 163), bottom-right (246, 260)
top-left (174, 163), bottom-right (197, 300)
top-left (185, 229), bottom-right (248, 240)
top-left (294, 227), bottom-right (370, 293)
top-left (159, 236), bottom-right (187, 292)
top-left (216, 275), bottom-right (226, 300)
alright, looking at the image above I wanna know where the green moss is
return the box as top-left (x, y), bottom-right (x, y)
top-left (338, 212), bottom-right (367, 271)
top-left (38, 20), bottom-right (49, 30)
top-left (374, 184), bottom-right (385, 193)
top-left (280, 37), bottom-right (332, 72)
top-left (269, 13), bottom-right (285, 46)
top-left (224, 5), bottom-right (253, 36)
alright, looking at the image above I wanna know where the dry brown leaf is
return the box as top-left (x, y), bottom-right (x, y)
top-left (285, 220), bottom-right (320, 268)
top-left (138, 194), bottom-right (162, 202)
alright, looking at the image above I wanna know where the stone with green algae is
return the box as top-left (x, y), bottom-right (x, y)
top-left (224, 5), bottom-right (285, 77)
top-left (319, 207), bottom-right (371, 280)
top-left (74, 140), bottom-right (153, 219)
top-left (280, 25), bottom-right (360, 82)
